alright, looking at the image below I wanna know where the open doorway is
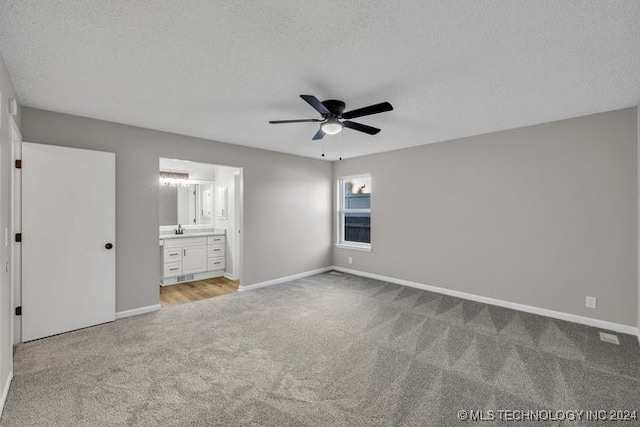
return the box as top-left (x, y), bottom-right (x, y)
top-left (158, 158), bottom-right (242, 308)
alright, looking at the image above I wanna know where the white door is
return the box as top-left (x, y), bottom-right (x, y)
top-left (183, 245), bottom-right (207, 274)
top-left (22, 143), bottom-right (115, 341)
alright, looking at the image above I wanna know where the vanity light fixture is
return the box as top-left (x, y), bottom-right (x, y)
top-left (159, 171), bottom-right (214, 187)
top-left (159, 171), bottom-right (190, 187)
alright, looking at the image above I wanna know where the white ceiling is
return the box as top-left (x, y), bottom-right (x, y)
top-left (1, 1), bottom-right (639, 161)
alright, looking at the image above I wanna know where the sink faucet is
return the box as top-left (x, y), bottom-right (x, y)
top-left (176, 224), bottom-right (184, 235)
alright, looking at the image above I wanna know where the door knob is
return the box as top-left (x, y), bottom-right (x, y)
top-left (105, 243), bottom-right (114, 250)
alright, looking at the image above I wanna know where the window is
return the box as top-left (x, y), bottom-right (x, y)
top-left (338, 174), bottom-right (371, 249)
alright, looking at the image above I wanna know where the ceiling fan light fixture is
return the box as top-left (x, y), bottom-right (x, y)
top-left (321, 119), bottom-right (343, 135)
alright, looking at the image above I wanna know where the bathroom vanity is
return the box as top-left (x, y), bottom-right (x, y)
top-left (159, 231), bottom-right (226, 286)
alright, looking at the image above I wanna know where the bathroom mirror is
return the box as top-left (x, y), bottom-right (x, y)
top-left (159, 182), bottom-right (214, 226)
top-left (159, 158), bottom-right (217, 227)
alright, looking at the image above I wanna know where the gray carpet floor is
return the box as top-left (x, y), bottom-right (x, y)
top-left (1, 272), bottom-right (639, 426)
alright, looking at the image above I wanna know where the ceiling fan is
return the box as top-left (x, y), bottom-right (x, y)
top-left (269, 95), bottom-right (393, 140)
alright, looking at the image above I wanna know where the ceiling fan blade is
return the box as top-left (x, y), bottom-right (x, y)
top-left (300, 94), bottom-right (330, 115)
top-left (343, 121), bottom-right (381, 135)
top-left (269, 119), bottom-right (322, 124)
top-left (342, 102), bottom-right (393, 120)
top-left (312, 128), bottom-right (325, 140)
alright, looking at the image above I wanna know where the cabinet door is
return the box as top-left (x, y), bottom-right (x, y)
top-left (183, 245), bottom-right (207, 274)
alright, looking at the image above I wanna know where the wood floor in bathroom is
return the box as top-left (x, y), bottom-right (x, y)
top-left (160, 277), bottom-right (240, 308)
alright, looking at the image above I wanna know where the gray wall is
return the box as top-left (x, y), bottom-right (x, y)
top-left (0, 52), bottom-right (20, 412)
top-left (21, 108), bottom-right (333, 312)
top-left (334, 108), bottom-right (638, 327)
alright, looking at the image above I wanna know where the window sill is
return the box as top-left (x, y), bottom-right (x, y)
top-left (335, 243), bottom-right (372, 252)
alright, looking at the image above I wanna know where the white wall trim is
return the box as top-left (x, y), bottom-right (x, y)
top-left (239, 267), bottom-right (333, 292)
top-left (0, 370), bottom-right (13, 418)
top-left (115, 304), bottom-right (161, 319)
top-left (636, 104), bottom-right (640, 344)
top-left (333, 266), bottom-right (639, 336)
top-left (335, 243), bottom-right (372, 252)
top-left (223, 272), bottom-right (238, 281)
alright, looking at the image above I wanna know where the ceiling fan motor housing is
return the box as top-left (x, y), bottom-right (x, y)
top-left (321, 100), bottom-right (346, 118)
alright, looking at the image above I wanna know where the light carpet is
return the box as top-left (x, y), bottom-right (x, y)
top-left (1, 272), bottom-right (639, 426)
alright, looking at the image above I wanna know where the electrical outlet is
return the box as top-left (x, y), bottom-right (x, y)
top-left (348, 256), bottom-right (353, 265)
top-left (586, 296), bottom-right (597, 309)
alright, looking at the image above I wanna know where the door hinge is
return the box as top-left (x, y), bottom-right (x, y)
top-left (15, 233), bottom-right (22, 242)
top-left (15, 159), bottom-right (22, 169)
top-left (15, 306), bottom-right (22, 316)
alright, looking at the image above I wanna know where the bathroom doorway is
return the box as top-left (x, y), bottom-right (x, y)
top-left (158, 158), bottom-right (242, 307)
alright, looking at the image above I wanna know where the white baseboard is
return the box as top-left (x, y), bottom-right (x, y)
top-left (239, 267), bottom-right (333, 292)
top-left (333, 266), bottom-right (639, 336)
top-left (224, 272), bottom-right (238, 281)
top-left (115, 304), bottom-right (161, 319)
top-left (0, 370), bottom-right (13, 418)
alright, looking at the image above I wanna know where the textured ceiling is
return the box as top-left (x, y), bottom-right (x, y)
top-left (1, 1), bottom-right (639, 160)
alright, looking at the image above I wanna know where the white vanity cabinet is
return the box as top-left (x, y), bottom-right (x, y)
top-left (162, 237), bottom-right (207, 277)
top-left (160, 233), bottom-right (226, 286)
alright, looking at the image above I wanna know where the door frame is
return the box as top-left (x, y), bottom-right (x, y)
top-left (157, 160), bottom-right (243, 294)
top-left (234, 169), bottom-right (243, 286)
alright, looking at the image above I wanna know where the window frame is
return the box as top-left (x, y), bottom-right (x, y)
top-left (336, 173), bottom-right (372, 251)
